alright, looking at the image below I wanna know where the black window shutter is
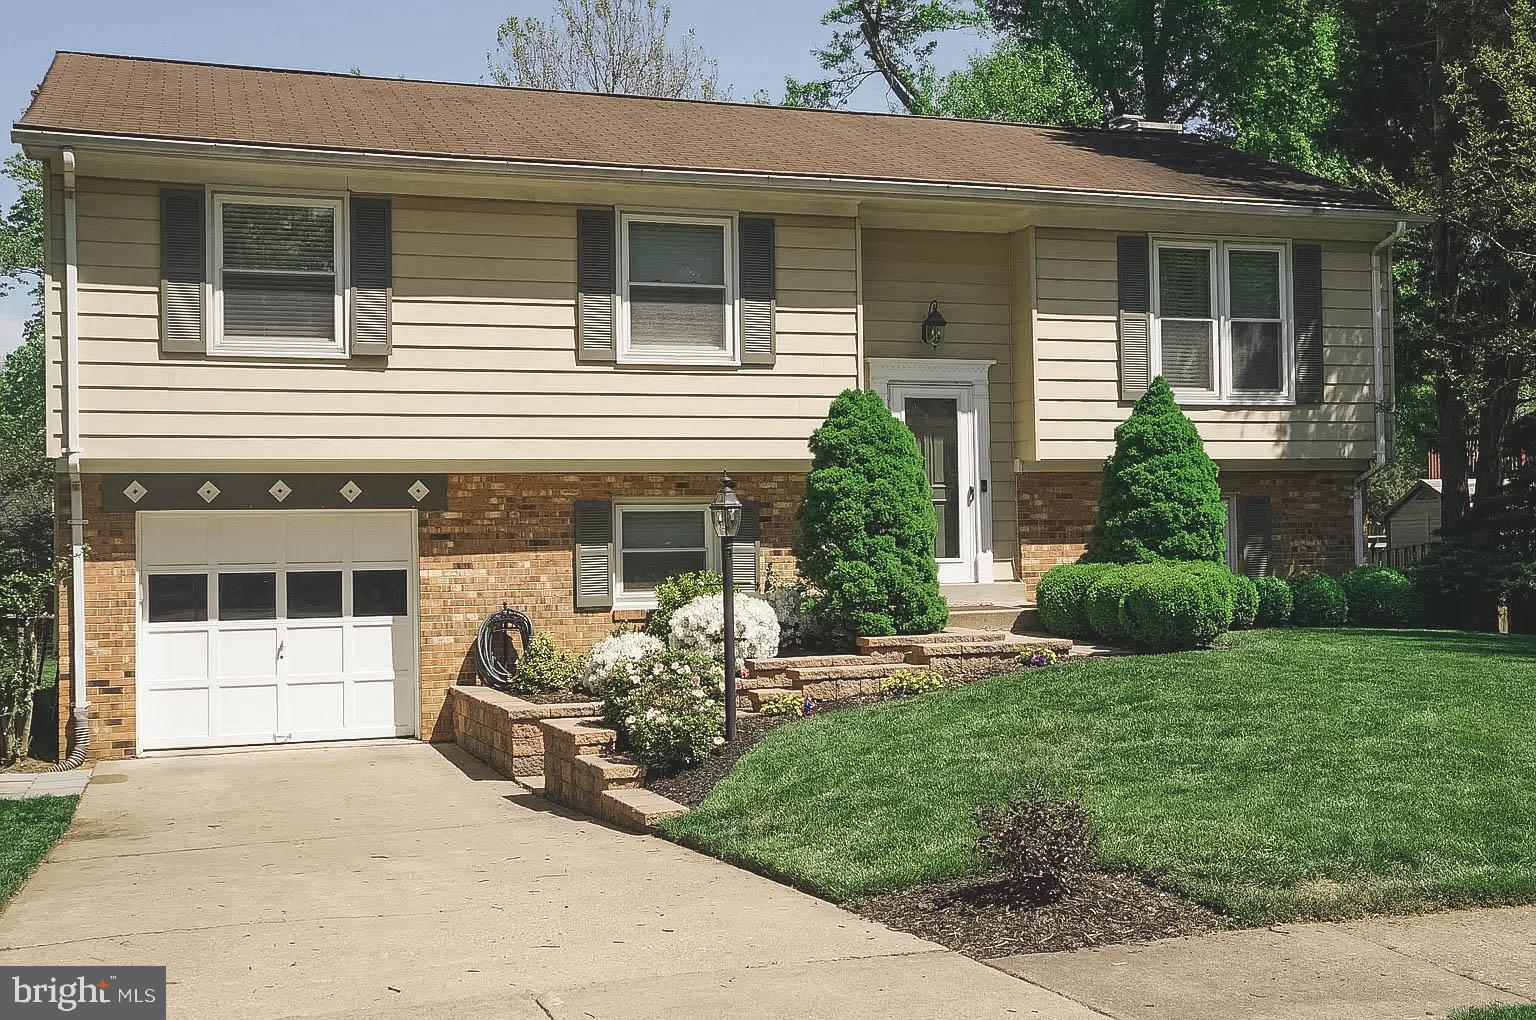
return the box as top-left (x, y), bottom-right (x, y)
top-left (739, 217), bottom-right (776, 365)
top-left (1117, 234), bottom-right (1151, 401)
top-left (1237, 496), bottom-right (1275, 577)
top-left (160, 188), bottom-right (206, 354)
top-left (577, 209), bottom-right (617, 362)
top-left (729, 501), bottom-right (763, 591)
top-left (350, 197), bottom-right (392, 357)
top-left (1293, 243), bottom-right (1325, 404)
top-left (574, 500), bottom-right (614, 609)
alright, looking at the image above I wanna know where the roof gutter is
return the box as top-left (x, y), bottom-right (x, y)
top-left (1355, 218), bottom-right (1411, 565)
top-left (12, 127), bottom-right (1424, 224)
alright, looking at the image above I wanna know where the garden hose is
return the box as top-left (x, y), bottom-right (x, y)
top-left (473, 605), bottom-right (534, 693)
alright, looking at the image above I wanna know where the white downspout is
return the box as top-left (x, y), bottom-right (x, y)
top-left (53, 148), bottom-right (90, 770)
top-left (1355, 219), bottom-right (1409, 565)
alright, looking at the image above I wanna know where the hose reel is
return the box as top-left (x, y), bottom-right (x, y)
top-left (473, 604), bottom-right (534, 692)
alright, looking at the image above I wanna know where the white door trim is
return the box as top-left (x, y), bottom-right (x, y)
top-left (868, 358), bottom-right (995, 584)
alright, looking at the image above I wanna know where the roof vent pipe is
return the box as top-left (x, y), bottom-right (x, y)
top-left (1108, 114), bottom-right (1185, 133)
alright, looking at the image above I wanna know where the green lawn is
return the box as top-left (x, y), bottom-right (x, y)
top-left (1452, 1007), bottom-right (1536, 1019)
top-left (0, 796), bottom-right (78, 908)
top-left (663, 629), bottom-right (1536, 924)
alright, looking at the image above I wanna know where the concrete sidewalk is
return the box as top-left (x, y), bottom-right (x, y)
top-left (993, 905), bottom-right (1536, 1019)
top-left (0, 741), bottom-right (1096, 1019)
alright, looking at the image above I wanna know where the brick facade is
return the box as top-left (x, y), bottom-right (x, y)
top-left (1016, 469), bottom-right (1359, 592)
top-left (58, 471), bottom-right (804, 761)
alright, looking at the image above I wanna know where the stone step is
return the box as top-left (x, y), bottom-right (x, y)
top-left (903, 637), bottom-right (1072, 665)
top-left (600, 787), bottom-right (689, 833)
top-left (948, 606), bottom-right (1042, 633)
top-left (745, 652), bottom-right (902, 677)
top-left (537, 716), bottom-right (618, 756)
top-left (744, 687), bottom-right (799, 711)
top-left (798, 675), bottom-right (891, 702)
top-left (785, 661), bottom-right (908, 684)
top-left (856, 629), bottom-right (1010, 652)
top-left (570, 753), bottom-right (646, 791)
top-left (736, 673), bottom-right (788, 691)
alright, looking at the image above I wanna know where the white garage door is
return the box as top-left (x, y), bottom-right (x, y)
top-left (137, 511), bottom-right (417, 751)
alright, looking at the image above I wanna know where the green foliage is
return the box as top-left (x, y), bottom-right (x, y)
top-left (1410, 468), bottom-right (1536, 630)
top-left (936, 42), bottom-right (1102, 125)
top-left (512, 634), bottom-right (581, 694)
top-left (759, 692), bottom-right (811, 717)
top-left (646, 570), bottom-right (721, 639)
top-left (1035, 562), bottom-right (1113, 638)
top-left (1229, 573), bottom-right (1260, 628)
top-left (1121, 566), bottom-right (1234, 650)
top-left (601, 648), bottom-right (726, 771)
top-left (881, 669), bottom-right (952, 697)
top-left (796, 389), bottom-right (947, 640)
top-left (1254, 575), bottom-right (1294, 626)
top-left (1341, 565), bottom-right (1419, 627)
top-left (1083, 563), bottom-right (1157, 643)
top-left (1288, 573), bottom-right (1349, 627)
top-left (1087, 378), bottom-right (1227, 565)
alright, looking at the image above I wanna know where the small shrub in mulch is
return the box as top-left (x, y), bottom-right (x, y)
top-left (974, 791), bottom-right (1096, 901)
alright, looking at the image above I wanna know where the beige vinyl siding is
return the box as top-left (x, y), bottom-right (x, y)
top-left (1032, 227), bottom-right (1381, 462)
top-left (51, 178), bottom-right (859, 464)
top-left (861, 228), bottom-right (1018, 579)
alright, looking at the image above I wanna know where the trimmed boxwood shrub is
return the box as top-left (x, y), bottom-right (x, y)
top-left (1086, 377), bottom-right (1227, 565)
top-left (1289, 573), bottom-right (1348, 627)
top-left (1254, 575), bottom-right (1293, 625)
top-left (1121, 566), bottom-right (1234, 650)
top-left (1036, 562), bottom-right (1115, 638)
top-left (1084, 563), bottom-right (1158, 643)
top-left (1340, 565), bottom-right (1418, 626)
top-left (796, 389), bottom-right (948, 639)
top-left (1229, 574), bottom-right (1260, 629)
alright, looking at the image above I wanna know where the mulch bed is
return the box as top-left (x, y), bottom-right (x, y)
top-left (855, 868), bottom-right (1228, 959)
top-left (646, 713), bottom-right (792, 807)
top-left (1, 758), bottom-right (61, 774)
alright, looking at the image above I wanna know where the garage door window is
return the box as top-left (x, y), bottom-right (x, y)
top-left (147, 574), bottom-right (208, 623)
top-left (218, 572), bottom-right (277, 621)
top-left (354, 569), bottom-right (408, 617)
top-left (287, 571), bottom-right (343, 619)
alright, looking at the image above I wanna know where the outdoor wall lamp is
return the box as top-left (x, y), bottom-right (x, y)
top-left (710, 471), bottom-right (743, 742)
top-left (922, 300), bottom-right (947, 350)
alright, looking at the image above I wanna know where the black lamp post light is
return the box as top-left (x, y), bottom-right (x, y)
top-left (922, 300), bottom-right (947, 350)
top-left (709, 471), bottom-right (744, 742)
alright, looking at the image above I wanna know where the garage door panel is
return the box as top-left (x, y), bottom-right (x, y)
top-left (143, 630), bottom-right (210, 683)
top-left (139, 510), bottom-right (417, 752)
top-left (211, 515), bottom-right (283, 566)
top-left (215, 628), bottom-right (279, 680)
top-left (218, 685), bottom-right (279, 736)
top-left (141, 516), bottom-right (210, 568)
top-left (283, 626), bottom-right (346, 677)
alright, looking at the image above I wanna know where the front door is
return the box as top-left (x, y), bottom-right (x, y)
top-left (889, 383), bottom-right (981, 583)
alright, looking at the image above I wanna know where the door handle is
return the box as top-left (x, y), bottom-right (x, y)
top-left (277, 641), bottom-right (285, 660)
top-left (967, 485), bottom-right (976, 506)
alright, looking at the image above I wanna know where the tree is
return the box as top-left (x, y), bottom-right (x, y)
top-left (783, 1), bottom-right (977, 113)
top-left (1331, 1), bottom-right (1536, 530)
top-left (796, 389), bottom-right (948, 640)
top-left (1086, 377), bottom-right (1227, 564)
top-left (0, 154), bottom-right (52, 765)
top-left (936, 42), bottom-right (1102, 126)
top-left (487, 0), bottom-right (725, 100)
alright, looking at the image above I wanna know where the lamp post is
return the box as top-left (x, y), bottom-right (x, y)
top-left (710, 471), bottom-right (743, 742)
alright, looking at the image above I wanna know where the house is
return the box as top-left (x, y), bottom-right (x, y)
top-left (14, 52), bottom-right (1407, 760)
top-left (1384, 478), bottom-right (1475, 556)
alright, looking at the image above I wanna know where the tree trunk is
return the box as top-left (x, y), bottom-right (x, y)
top-left (1431, 13), bottom-right (1472, 532)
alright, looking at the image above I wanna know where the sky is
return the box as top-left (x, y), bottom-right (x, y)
top-left (0, 0), bottom-right (990, 359)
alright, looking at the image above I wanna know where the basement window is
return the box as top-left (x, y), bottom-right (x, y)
top-left (212, 194), bottom-right (345, 357)
top-left (614, 504), bottom-right (715, 604)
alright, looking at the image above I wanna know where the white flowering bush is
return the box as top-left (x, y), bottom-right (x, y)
top-left (601, 648), bottom-right (726, 771)
top-left (579, 630), bottom-right (664, 695)
top-left (668, 592), bottom-right (781, 665)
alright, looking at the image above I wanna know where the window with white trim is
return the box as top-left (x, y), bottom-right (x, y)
top-left (213, 194), bottom-right (345, 357)
top-left (614, 504), bottom-right (716, 603)
top-left (618, 211), bottom-right (737, 365)
top-left (1152, 239), bottom-right (1291, 403)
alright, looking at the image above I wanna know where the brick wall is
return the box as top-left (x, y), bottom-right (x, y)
top-left (1016, 469), bottom-right (1359, 594)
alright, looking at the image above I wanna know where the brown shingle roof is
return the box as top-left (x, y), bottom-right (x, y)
top-left (17, 52), bottom-right (1388, 210)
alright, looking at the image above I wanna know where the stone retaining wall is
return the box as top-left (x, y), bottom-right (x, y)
top-left (538, 717), bottom-right (688, 833)
top-left (445, 686), bottom-right (600, 777)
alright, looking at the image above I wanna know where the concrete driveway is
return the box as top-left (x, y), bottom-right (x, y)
top-left (0, 741), bottom-right (1095, 1019)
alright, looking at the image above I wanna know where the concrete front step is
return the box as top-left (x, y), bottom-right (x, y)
top-left (948, 606), bottom-right (1043, 633)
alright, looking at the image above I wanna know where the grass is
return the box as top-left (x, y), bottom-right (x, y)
top-left (1452, 1008), bottom-right (1536, 1019)
top-left (663, 629), bottom-right (1536, 925)
top-left (0, 796), bottom-right (78, 909)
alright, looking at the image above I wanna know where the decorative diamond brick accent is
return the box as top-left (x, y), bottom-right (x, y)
top-left (196, 481), bottom-right (220, 503)
top-left (408, 479), bottom-right (431, 502)
top-left (268, 480), bottom-right (292, 503)
top-left (339, 480), bottom-right (363, 503)
top-left (121, 480), bottom-right (147, 504)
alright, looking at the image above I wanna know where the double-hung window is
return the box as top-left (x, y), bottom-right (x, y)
top-left (618, 211), bottom-right (737, 365)
top-left (1152, 239), bottom-right (1291, 403)
top-left (613, 504), bottom-right (714, 604)
top-left (213, 194), bottom-right (345, 357)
